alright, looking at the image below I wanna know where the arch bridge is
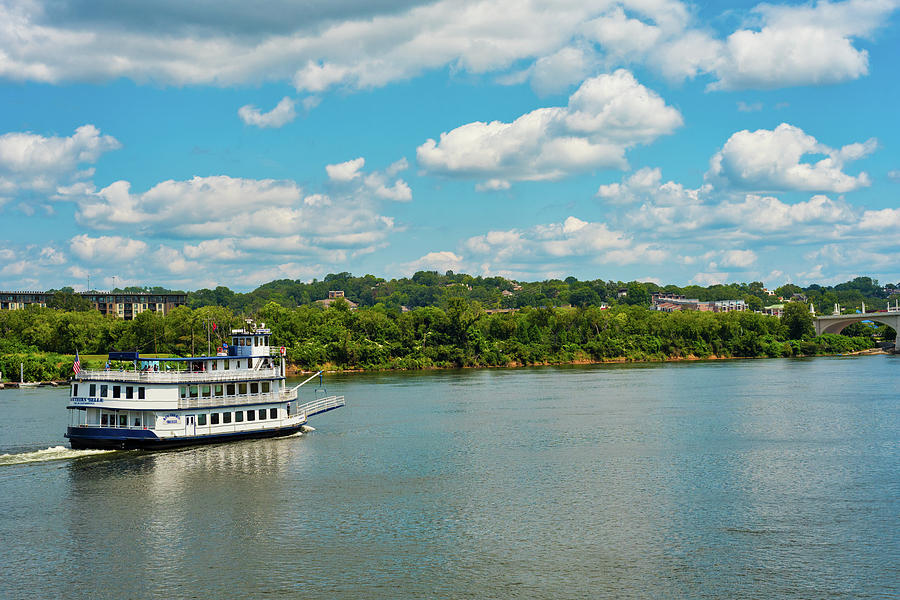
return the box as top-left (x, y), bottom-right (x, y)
top-left (814, 308), bottom-right (900, 348)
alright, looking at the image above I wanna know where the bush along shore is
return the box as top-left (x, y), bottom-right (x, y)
top-left (0, 299), bottom-right (884, 384)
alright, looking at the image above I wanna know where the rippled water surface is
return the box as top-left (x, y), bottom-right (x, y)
top-left (1, 356), bottom-right (897, 599)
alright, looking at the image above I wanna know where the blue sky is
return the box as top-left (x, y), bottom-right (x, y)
top-left (1, 0), bottom-right (899, 291)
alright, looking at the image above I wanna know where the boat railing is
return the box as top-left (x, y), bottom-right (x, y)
top-left (77, 368), bottom-right (280, 384)
top-left (297, 395), bottom-right (345, 419)
top-left (178, 390), bottom-right (297, 410)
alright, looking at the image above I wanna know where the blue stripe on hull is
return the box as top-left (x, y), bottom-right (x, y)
top-left (66, 425), bottom-right (304, 450)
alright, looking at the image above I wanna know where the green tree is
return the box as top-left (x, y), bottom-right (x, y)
top-left (781, 301), bottom-right (814, 339)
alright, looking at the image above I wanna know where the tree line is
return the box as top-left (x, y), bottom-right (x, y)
top-left (0, 296), bottom-right (876, 381)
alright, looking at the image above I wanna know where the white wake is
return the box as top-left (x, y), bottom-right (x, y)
top-left (0, 445), bottom-right (115, 466)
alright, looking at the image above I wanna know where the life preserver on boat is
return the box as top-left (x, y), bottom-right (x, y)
top-left (280, 346), bottom-right (286, 356)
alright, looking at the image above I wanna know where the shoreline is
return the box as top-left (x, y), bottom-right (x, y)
top-left (1, 348), bottom-right (889, 388)
top-left (284, 347), bottom-right (891, 376)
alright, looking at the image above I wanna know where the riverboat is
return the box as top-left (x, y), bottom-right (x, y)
top-left (65, 326), bottom-right (344, 449)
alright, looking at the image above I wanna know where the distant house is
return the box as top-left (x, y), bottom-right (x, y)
top-left (501, 290), bottom-right (514, 297)
top-left (763, 304), bottom-right (785, 317)
top-left (651, 293), bottom-right (746, 313)
top-left (654, 302), bottom-right (681, 313)
top-left (617, 288), bottom-right (628, 298)
top-left (316, 290), bottom-right (358, 309)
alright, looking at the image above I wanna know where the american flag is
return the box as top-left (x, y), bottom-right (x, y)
top-left (73, 350), bottom-right (81, 376)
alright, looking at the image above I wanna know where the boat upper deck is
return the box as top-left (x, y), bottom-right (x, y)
top-left (76, 367), bottom-right (281, 384)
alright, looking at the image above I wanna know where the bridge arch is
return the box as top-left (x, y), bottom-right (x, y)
top-left (814, 312), bottom-right (900, 349)
top-left (819, 316), bottom-right (898, 335)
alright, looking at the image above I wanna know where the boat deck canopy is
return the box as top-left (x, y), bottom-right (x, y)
top-left (107, 353), bottom-right (267, 362)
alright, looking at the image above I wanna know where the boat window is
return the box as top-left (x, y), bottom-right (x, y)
top-left (211, 361), bottom-right (217, 371)
top-left (90, 384), bottom-right (96, 397)
top-left (72, 383), bottom-right (78, 397)
top-left (133, 414), bottom-right (141, 427)
top-left (239, 383), bottom-right (247, 395)
top-left (223, 412), bottom-right (232, 424)
top-left (214, 384), bottom-right (223, 397)
top-left (246, 410), bottom-right (255, 421)
top-left (226, 384), bottom-right (236, 396)
top-left (250, 382), bottom-right (259, 394)
top-left (210, 413), bottom-right (220, 425)
top-left (235, 411), bottom-right (244, 422)
top-left (138, 387), bottom-right (146, 400)
top-left (180, 386), bottom-right (187, 398)
top-left (198, 414), bottom-right (207, 426)
top-left (189, 385), bottom-right (199, 398)
top-left (101, 413), bottom-right (109, 426)
top-left (270, 408), bottom-right (277, 419)
top-left (258, 409), bottom-right (266, 420)
top-left (113, 386), bottom-right (121, 399)
top-left (126, 386), bottom-right (133, 400)
top-left (224, 360), bottom-right (229, 371)
top-left (118, 413), bottom-right (127, 427)
top-left (101, 384), bottom-right (108, 398)
top-left (261, 382), bottom-right (270, 393)
top-left (202, 385), bottom-right (211, 398)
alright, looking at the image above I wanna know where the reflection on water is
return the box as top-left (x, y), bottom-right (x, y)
top-left (59, 438), bottom-right (307, 599)
top-left (0, 357), bottom-right (897, 599)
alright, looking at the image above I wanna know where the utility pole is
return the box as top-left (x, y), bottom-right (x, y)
top-left (207, 316), bottom-right (211, 356)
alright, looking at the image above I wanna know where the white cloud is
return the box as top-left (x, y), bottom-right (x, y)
top-left (529, 45), bottom-right (598, 95)
top-left (183, 239), bottom-right (246, 261)
top-left (475, 179), bottom-right (511, 192)
top-left (888, 170), bottom-right (900, 181)
top-left (327, 156), bottom-right (412, 201)
top-left (0, 0), bottom-right (891, 97)
top-left (690, 272), bottom-right (729, 286)
top-left (326, 157), bottom-right (365, 182)
top-left (363, 172), bottom-right (412, 202)
top-left (707, 123), bottom-right (876, 193)
top-left (464, 215), bottom-right (666, 270)
top-left (238, 97), bottom-right (297, 128)
top-left (53, 158), bottom-right (407, 278)
top-left (418, 69), bottom-right (681, 183)
top-left (1, 260), bottom-right (26, 276)
top-left (718, 249), bottom-right (757, 269)
top-left (709, 0), bottom-right (896, 91)
top-left (737, 101), bottom-right (763, 112)
top-left (0, 125), bottom-right (120, 194)
top-left (70, 234), bottom-right (148, 263)
top-left (857, 207), bottom-right (900, 230)
top-left (631, 191), bottom-right (855, 240)
top-left (402, 251), bottom-right (465, 274)
top-left (805, 242), bottom-right (898, 272)
top-left (39, 247), bottom-right (66, 265)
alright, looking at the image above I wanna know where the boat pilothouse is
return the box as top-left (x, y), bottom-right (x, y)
top-left (66, 325), bottom-right (345, 450)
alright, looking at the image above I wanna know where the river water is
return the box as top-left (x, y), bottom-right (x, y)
top-left (0, 356), bottom-right (897, 599)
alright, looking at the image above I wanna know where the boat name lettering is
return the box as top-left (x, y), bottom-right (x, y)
top-left (163, 414), bottom-right (180, 424)
top-left (71, 397), bottom-right (102, 404)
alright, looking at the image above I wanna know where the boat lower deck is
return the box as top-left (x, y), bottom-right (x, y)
top-left (66, 423), bottom-right (306, 450)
